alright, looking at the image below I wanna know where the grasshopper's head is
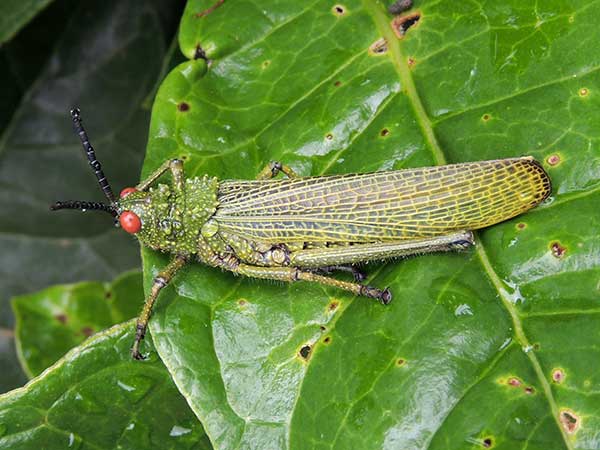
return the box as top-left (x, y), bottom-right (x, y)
top-left (50, 108), bottom-right (151, 239)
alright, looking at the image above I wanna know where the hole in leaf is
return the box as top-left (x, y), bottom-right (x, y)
top-left (559, 409), bottom-right (580, 434)
top-left (550, 241), bottom-right (567, 258)
top-left (482, 437), bottom-right (493, 448)
top-left (391, 12), bottom-right (421, 39)
top-left (299, 344), bottom-right (312, 360)
top-left (332, 5), bottom-right (346, 16)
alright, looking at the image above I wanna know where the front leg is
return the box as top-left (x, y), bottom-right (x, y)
top-left (136, 158), bottom-right (185, 191)
top-left (131, 254), bottom-right (188, 360)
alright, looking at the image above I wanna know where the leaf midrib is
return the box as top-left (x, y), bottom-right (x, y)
top-left (364, 1), bottom-right (572, 449)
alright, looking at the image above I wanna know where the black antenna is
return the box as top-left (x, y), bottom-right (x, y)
top-left (50, 200), bottom-right (118, 217)
top-left (70, 108), bottom-right (116, 204)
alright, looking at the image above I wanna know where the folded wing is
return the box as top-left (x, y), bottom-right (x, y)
top-left (214, 158), bottom-right (551, 243)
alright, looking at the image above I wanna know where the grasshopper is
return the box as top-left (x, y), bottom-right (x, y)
top-left (52, 109), bottom-right (552, 359)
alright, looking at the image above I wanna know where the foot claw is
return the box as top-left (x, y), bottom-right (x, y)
top-left (379, 288), bottom-right (392, 305)
top-left (131, 343), bottom-right (146, 360)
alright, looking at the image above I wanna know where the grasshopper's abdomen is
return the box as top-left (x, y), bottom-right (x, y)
top-left (215, 157), bottom-right (551, 243)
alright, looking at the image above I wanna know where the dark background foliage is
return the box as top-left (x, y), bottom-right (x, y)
top-left (0, 0), bottom-right (185, 392)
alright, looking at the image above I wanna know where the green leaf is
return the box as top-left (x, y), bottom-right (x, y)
top-left (143, 1), bottom-right (599, 449)
top-left (13, 271), bottom-right (143, 378)
top-left (0, 0), bottom-right (183, 392)
top-left (0, 0), bottom-right (53, 44)
top-left (0, 321), bottom-right (212, 450)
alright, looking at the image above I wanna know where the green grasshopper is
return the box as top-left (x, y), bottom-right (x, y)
top-left (52, 109), bottom-right (552, 359)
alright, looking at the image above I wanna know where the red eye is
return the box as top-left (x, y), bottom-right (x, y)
top-left (120, 211), bottom-right (141, 234)
top-left (120, 187), bottom-right (137, 198)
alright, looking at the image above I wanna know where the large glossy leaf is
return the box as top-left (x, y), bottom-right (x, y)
top-left (12, 270), bottom-right (143, 377)
top-left (0, 0), bottom-right (184, 392)
top-left (0, 320), bottom-right (212, 450)
top-left (142, 1), bottom-right (599, 449)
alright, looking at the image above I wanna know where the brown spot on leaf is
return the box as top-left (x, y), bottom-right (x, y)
top-left (238, 298), bottom-right (247, 307)
top-left (482, 113), bottom-right (491, 122)
top-left (324, 336), bottom-right (332, 344)
top-left (407, 57), bottom-right (416, 67)
top-left (559, 409), bottom-right (580, 434)
top-left (177, 102), bottom-right (190, 112)
top-left (507, 377), bottom-right (522, 387)
top-left (524, 386), bottom-right (535, 394)
top-left (579, 87), bottom-right (589, 97)
top-left (516, 222), bottom-right (527, 230)
top-left (552, 368), bottom-right (565, 383)
top-left (320, 325), bottom-right (326, 331)
top-left (369, 38), bottom-right (388, 55)
top-left (81, 327), bottom-right (94, 337)
top-left (55, 314), bottom-right (68, 324)
top-left (325, 133), bottom-right (333, 141)
top-left (104, 291), bottom-right (112, 300)
top-left (262, 60), bottom-right (271, 69)
top-left (546, 154), bottom-right (561, 166)
top-left (396, 358), bottom-right (406, 367)
top-left (380, 128), bottom-right (390, 137)
top-left (482, 437), bottom-right (493, 448)
top-left (328, 300), bottom-right (339, 311)
top-left (391, 12), bottom-right (421, 39)
top-left (550, 241), bottom-right (567, 258)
